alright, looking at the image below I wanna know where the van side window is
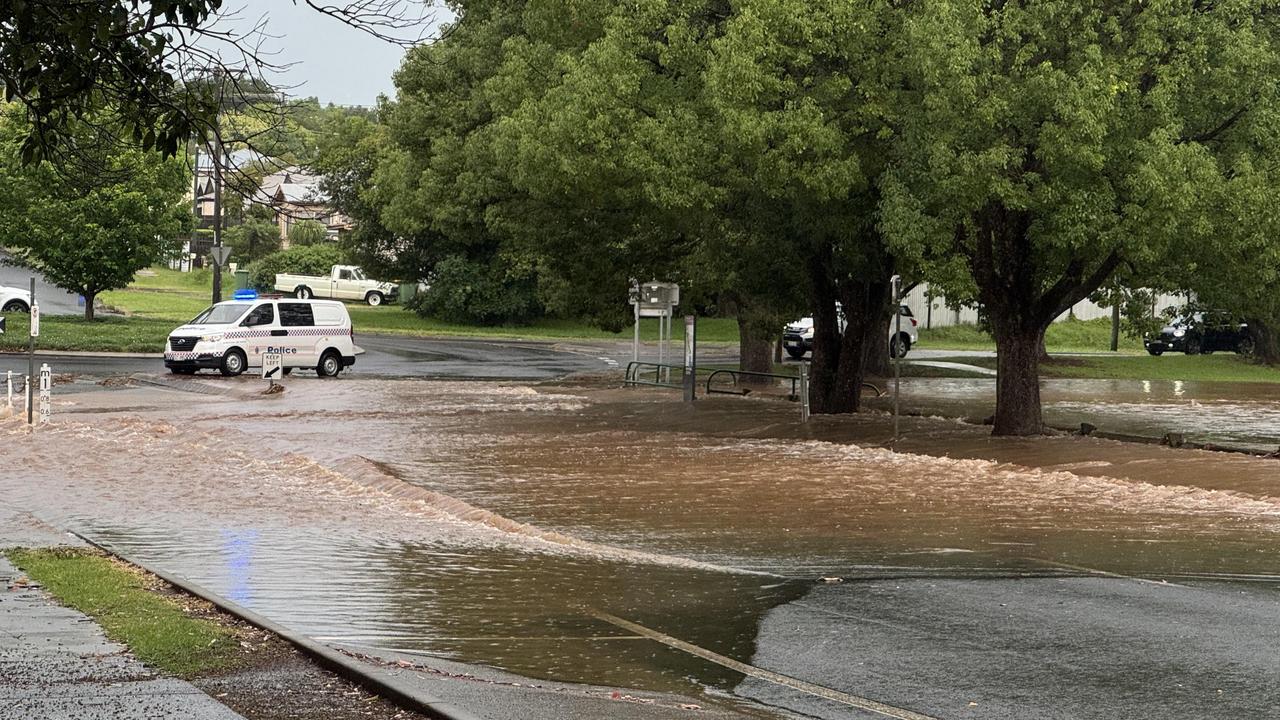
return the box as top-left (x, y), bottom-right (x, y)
top-left (279, 303), bottom-right (315, 327)
top-left (242, 303), bottom-right (274, 327)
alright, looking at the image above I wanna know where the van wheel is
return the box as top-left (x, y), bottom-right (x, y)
top-left (295, 286), bottom-right (312, 300)
top-left (282, 367), bottom-right (293, 376)
top-left (220, 349), bottom-right (247, 377)
top-left (786, 347), bottom-right (806, 360)
top-left (317, 350), bottom-right (342, 378)
top-left (365, 291), bottom-right (384, 307)
top-left (2, 300), bottom-right (28, 312)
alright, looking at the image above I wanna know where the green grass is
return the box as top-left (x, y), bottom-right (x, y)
top-left (918, 317), bottom-right (1143, 354)
top-left (0, 315), bottom-right (172, 353)
top-left (7, 548), bottom-right (240, 678)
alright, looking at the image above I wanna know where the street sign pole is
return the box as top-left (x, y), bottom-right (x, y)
top-left (891, 274), bottom-right (902, 442)
top-left (27, 277), bottom-right (35, 425)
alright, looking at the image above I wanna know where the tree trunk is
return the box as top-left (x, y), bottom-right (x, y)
top-left (864, 305), bottom-right (893, 377)
top-left (1246, 318), bottom-right (1280, 364)
top-left (992, 323), bottom-right (1046, 436)
top-left (83, 291), bottom-right (96, 321)
top-left (803, 249), bottom-right (844, 412)
top-left (736, 313), bottom-right (774, 384)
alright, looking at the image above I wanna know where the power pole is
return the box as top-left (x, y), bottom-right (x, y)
top-left (211, 131), bottom-right (223, 304)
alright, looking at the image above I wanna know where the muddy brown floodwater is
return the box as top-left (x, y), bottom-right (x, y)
top-left (3, 377), bottom-right (1280, 717)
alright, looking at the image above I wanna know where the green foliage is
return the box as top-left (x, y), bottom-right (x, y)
top-left (0, 2), bottom-right (223, 162)
top-left (0, 107), bottom-right (191, 319)
top-left (247, 245), bottom-right (346, 290)
top-left (7, 548), bottom-right (239, 678)
top-left (415, 254), bottom-right (540, 326)
top-left (224, 219), bottom-right (281, 264)
top-left (286, 219), bottom-right (330, 247)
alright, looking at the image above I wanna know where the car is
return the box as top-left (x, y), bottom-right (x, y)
top-left (782, 304), bottom-right (920, 360)
top-left (1143, 311), bottom-right (1253, 356)
top-left (164, 292), bottom-right (360, 377)
top-left (0, 285), bottom-right (31, 312)
top-left (274, 264), bottom-right (398, 306)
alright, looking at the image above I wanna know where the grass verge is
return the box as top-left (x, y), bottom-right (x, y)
top-left (6, 547), bottom-right (240, 677)
top-left (918, 317), bottom-right (1144, 353)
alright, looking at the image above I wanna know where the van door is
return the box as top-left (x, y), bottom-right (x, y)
top-left (239, 302), bottom-right (276, 368)
top-left (277, 302), bottom-right (318, 367)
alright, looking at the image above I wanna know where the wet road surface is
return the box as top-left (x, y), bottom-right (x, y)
top-left (5, 378), bottom-right (1280, 717)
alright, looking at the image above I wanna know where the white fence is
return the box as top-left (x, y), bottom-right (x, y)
top-left (901, 283), bottom-right (1185, 329)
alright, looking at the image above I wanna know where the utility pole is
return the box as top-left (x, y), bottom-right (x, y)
top-left (211, 130), bottom-right (223, 304)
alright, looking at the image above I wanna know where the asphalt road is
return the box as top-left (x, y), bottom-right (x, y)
top-left (739, 575), bottom-right (1280, 719)
top-left (0, 254), bottom-right (84, 316)
top-left (0, 334), bottom-right (619, 382)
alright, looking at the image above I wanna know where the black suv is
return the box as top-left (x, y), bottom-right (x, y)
top-left (1144, 312), bottom-right (1254, 356)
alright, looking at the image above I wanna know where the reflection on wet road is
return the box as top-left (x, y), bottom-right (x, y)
top-left (4, 378), bottom-right (1280, 717)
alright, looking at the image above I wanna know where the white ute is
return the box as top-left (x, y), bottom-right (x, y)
top-left (164, 292), bottom-right (360, 377)
top-left (275, 264), bottom-right (397, 306)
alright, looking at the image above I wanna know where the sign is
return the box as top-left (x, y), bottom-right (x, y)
top-left (210, 246), bottom-right (232, 266)
top-left (29, 302), bottom-right (38, 337)
top-left (0, 315), bottom-right (6, 334)
top-left (37, 363), bottom-right (50, 425)
top-left (262, 352), bottom-right (283, 380)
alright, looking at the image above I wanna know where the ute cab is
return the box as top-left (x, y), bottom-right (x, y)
top-left (164, 290), bottom-right (359, 377)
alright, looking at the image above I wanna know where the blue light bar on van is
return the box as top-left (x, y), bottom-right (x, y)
top-left (232, 289), bottom-right (258, 301)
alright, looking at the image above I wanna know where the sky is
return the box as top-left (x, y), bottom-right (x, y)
top-left (215, 2), bottom-right (450, 107)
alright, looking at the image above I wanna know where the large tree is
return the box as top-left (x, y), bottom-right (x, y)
top-left (880, 1), bottom-right (1280, 435)
top-left (0, 113), bottom-right (190, 319)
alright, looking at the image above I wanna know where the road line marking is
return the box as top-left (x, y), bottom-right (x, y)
top-left (1029, 558), bottom-right (1185, 587)
top-left (590, 610), bottom-right (939, 720)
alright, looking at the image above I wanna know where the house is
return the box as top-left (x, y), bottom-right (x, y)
top-left (254, 167), bottom-right (353, 246)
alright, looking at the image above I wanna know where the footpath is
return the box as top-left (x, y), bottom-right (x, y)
top-left (0, 515), bottom-right (246, 719)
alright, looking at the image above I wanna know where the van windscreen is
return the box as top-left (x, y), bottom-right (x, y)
top-left (190, 303), bottom-right (250, 325)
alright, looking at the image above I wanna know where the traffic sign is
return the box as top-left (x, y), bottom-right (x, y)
top-left (29, 302), bottom-right (38, 337)
top-left (262, 352), bottom-right (283, 380)
top-left (211, 246), bottom-right (232, 266)
top-left (0, 316), bottom-right (6, 334)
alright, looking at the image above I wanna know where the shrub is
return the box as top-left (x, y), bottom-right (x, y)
top-left (247, 245), bottom-right (347, 291)
top-left (414, 255), bottom-right (540, 325)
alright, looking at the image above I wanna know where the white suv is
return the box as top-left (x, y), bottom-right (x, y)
top-left (164, 293), bottom-right (359, 377)
top-left (782, 305), bottom-right (920, 360)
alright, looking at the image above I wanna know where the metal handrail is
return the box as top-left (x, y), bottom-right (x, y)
top-left (706, 369), bottom-right (800, 399)
top-left (623, 361), bottom-right (685, 389)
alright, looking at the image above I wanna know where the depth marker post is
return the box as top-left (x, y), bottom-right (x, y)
top-left (891, 274), bottom-right (902, 442)
top-left (683, 315), bottom-right (697, 403)
top-left (26, 277), bottom-right (36, 425)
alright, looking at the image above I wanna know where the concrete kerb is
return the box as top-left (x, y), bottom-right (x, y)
top-left (68, 529), bottom-right (487, 720)
top-left (0, 350), bottom-right (158, 359)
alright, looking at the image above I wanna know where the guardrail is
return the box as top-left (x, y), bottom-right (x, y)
top-left (705, 369), bottom-right (885, 401)
top-left (706, 369), bottom-right (801, 400)
top-left (623, 361), bottom-right (686, 389)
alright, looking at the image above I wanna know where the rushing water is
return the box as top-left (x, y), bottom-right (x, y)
top-left (4, 377), bottom-right (1280, 713)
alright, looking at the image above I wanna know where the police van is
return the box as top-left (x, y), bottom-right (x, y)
top-left (164, 290), bottom-right (360, 377)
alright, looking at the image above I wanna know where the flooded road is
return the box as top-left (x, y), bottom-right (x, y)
top-left (3, 377), bottom-right (1280, 718)
top-left (880, 376), bottom-right (1280, 450)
